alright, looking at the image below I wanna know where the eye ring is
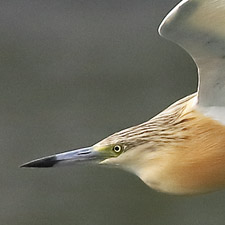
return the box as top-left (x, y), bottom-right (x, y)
top-left (113, 145), bottom-right (122, 153)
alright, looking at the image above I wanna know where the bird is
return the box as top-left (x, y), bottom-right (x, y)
top-left (21, 0), bottom-right (225, 195)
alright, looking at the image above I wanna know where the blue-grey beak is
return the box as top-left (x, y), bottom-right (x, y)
top-left (20, 147), bottom-right (103, 168)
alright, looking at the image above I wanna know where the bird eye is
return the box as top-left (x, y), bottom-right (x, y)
top-left (113, 145), bottom-right (122, 153)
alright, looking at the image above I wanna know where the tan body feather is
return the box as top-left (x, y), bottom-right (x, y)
top-left (142, 108), bottom-right (225, 195)
top-left (102, 94), bottom-right (225, 194)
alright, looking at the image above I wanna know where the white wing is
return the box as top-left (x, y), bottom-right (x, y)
top-left (159, 0), bottom-right (225, 107)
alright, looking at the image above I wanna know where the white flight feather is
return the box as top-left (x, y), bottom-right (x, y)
top-left (159, 0), bottom-right (225, 124)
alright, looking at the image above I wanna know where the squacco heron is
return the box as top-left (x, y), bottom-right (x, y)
top-left (21, 0), bottom-right (225, 195)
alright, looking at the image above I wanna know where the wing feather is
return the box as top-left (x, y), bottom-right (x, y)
top-left (159, 0), bottom-right (225, 107)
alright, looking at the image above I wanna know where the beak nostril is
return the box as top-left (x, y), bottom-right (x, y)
top-left (77, 151), bottom-right (91, 155)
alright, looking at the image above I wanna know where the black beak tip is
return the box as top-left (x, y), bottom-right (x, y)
top-left (20, 156), bottom-right (58, 168)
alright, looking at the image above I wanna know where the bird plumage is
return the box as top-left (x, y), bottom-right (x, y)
top-left (97, 94), bottom-right (198, 149)
top-left (159, 0), bottom-right (225, 108)
top-left (21, 0), bottom-right (225, 195)
top-left (100, 93), bottom-right (225, 194)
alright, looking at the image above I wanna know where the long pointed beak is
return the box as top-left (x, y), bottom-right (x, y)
top-left (20, 147), bottom-right (104, 168)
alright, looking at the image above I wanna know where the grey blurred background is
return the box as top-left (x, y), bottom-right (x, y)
top-left (2, 0), bottom-right (224, 225)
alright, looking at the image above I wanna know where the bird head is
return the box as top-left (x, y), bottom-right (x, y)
top-left (20, 128), bottom-right (149, 173)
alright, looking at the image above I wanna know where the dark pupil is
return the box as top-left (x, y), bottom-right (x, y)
top-left (114, 146), bottom-right (120, 152)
